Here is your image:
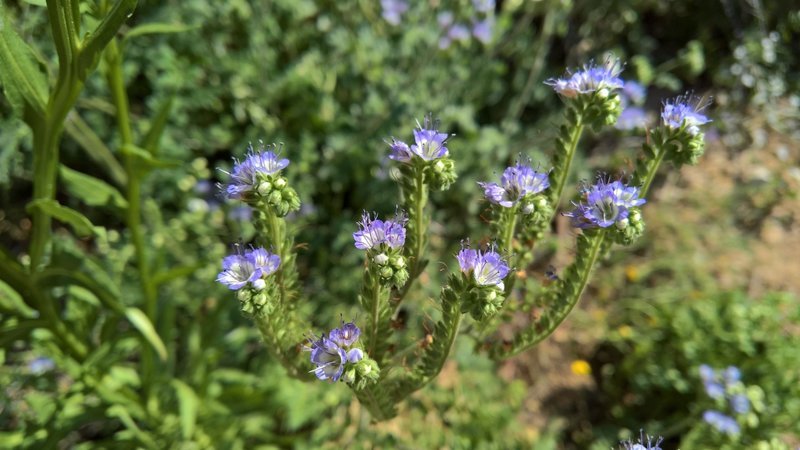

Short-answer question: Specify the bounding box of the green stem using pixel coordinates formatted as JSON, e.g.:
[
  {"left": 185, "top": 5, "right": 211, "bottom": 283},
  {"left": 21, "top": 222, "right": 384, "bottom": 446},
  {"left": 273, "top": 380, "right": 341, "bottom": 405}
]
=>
[
  {"left": 501, "top": 207, "right": 518, "bottom": 255},
  {"left": 490, "top": 230, "right": 607, "bottom": 360},
  {"left": 368, "top": 275, "right": 383, "bottom": 357},
  {"left": 549, "top": 115, "right": 584, "bottom": 211},
  {"left": 394, "top": 166, "right": 428, "bottom": 307},
  {"left": 638, "top": 143, "right": 667, "bottom": 198}
]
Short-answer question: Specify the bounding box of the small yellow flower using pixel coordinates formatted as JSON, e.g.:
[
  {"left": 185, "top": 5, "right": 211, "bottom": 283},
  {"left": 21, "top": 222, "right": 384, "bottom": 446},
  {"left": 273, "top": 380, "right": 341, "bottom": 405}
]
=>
[
  {"left": 625, "top": 265, "right": 639, "bottom": 282},
  {"left": 570, "top": 359, "right": 591, "bottom": 376},
  {"left": 618, "top": 325, "right": 632, "bottom": 338}
]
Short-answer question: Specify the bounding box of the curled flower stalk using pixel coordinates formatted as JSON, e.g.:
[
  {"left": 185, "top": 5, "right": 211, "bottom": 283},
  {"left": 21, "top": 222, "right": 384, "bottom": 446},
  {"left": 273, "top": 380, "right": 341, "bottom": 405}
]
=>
[
  {"left": 545, "top": 58, "right": 625, "bottom": 213},
  {"left": 456, "top": 244, "right": 511, "bottom": 321},
  {"left": 389, "top": 116, "right": 457, "bottom": 304},
  {"left": 634, "top": 94, "right": 712, "bottom": 196},
  {"left": 353, "top": 212, "right": 409, "bottom": 363},
  {"left": 306, "top": 321, "right": 380, "bottom": 388},
  {"left": 479, "top": 161, "right": 552, "bottom": 254}
]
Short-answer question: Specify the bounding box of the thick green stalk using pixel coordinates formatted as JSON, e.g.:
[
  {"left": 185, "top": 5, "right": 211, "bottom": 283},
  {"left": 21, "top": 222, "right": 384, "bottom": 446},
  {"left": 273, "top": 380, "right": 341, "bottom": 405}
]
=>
[
  {"left": 489, "top": 230, "right": 608, "bottom": 360},
  {"left": 548, "top": 110, "right": 585, "bottom": 212},
  {"left": 394, "top": 165, "right": 428, "bottom": 307},
  {"left": 501, "top": 206, "right": 518, "bottom": 255}
]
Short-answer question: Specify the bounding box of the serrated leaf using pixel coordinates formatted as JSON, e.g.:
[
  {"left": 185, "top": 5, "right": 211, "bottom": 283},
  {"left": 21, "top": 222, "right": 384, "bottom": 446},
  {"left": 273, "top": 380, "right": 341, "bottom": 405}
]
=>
[
  {"left": 25, "top": 199, "right": 96, "bottom": 237},
  {"left": 59, "top": 164, "right": 128, "bottom": 209},
  {"left": 124, "top": 308, "right": 167, "bottom": 361},
  {"left": 171, "top": 379, "right": 199, "bottom": 440},
  {"left": 0, "top": 4, "right": 48, "bottom": 122},
  {"left": 123, "top": 22, "right": 195, "bottom": 43}
]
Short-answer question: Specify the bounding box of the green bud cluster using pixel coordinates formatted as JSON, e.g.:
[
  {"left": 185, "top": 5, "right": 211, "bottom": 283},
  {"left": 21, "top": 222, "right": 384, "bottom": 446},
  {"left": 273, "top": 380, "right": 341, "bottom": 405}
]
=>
[
  {"left": 371, "top": 249, "right": 409, "bottom": 288},
  {"left": 520, "top": 194, "right": 554, "bottom": 240},
  {"left": 236, "top": 281, "right": 279, "bottom": 317},
  {"left": 459, "top": 274, "right": 506, "bottom": 322},
  {"left": 425, "top": 157, "right": 457, "bottom": 191},
  {"left": 610, "top": 207, "right": 645, "bottom": 245},
  {"left": 655, "top": 126, "right": 707, "bottom": 167},
  {"left": 346, "top": 356, "right": 381, "bottom": 390},
  {"left": 569, "top": 90, "right": 623, "bottom": 130},
  {"left": 252, "top": 173, "right": 301, "bottom": 217}
]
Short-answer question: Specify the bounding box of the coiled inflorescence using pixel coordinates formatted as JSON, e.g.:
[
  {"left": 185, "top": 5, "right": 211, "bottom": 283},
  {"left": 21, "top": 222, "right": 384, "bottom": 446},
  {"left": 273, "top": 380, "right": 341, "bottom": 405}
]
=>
[
  {"left": 388, "top": 115, "right": 457, "bottom": 190},
  {"left": 456, "top": 243, "right": 510, "bottom": 320},
  {"left": 565, "top": 176, "right": 647, "bottom": 245},
  {"left": 216, "top": 247, "right": 281, "bottom": 315},
  {"left": 546, "top": 58, "right": 625, "bottom": 128},
  {"left": 220, "top": 142, "right": 300, "bottom": 217},
  {"left": 306, "top": 321, "right": 380, "bottom": 388},
  {"left": 354, "top": 211, "right": 409, "bottom": 287}
]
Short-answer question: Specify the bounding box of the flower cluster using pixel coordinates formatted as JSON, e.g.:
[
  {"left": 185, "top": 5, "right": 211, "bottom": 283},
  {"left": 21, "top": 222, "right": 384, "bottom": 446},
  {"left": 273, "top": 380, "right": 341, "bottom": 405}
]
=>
[
  {"left": 217, "top": 247, "right": 281, "bottom": 315},
  {"left": 619, "top": 431, "right": 664, "bottom": 450},
  {"left": 546, "top": 59, "right": 625, "bottom": 127},
  {"left": 354, "top": 211, "right": 410, "bottom": 287},
  {"left": 478, "top": 163, "right": 550, "bottom": 209},
  {"left": 216, "top": 247, "right": 280, "bottom": 291},
  {"left": 658, "top": 94, "right": 712, "bottom": 166},
  {"left": 437, "top": 0, "right": 495, "bottom": 49},
  {"left": 306, "top": 321, "right": 380, "bottom": 388},
  {"left": 220, "top": 142, "right": 301, "bottom": 217},
  {"left": 699, "top": 364, "right": 750, "bottom": 436},
  {"left": 388, "top": 116, "right": 457, "bottom": 190},
  {"left": 565, "top": 176, "right": 645, "bottom": 230},
  {"left": 380, "top": 0, "right": 408, "bottom": 26},
  {"left": 456, "top": 243, "right": 510, "bottom": 320}
]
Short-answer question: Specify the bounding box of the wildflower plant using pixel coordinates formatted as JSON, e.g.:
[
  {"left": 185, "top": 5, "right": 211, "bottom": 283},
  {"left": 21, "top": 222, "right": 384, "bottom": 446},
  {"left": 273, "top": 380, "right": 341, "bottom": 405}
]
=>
[{"left": 209, "top": 53, "right": 712, "bottom": 421}]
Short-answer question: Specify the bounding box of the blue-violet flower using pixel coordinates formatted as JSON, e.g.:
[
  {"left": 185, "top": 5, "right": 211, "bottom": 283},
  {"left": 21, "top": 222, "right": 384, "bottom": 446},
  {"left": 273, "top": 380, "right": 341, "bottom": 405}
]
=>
[
  {"left": 223, "top": 146, "right": 289, "bottom": 200},
  {"left": 457, "top": 245, "right": 510, "bottom": 290},
  {"left": 353, "top": 212, "right": 407, "bottom": 250},
  {"left": 546, "top": 59, "right": 624, "bottom": 98},
  {"left": 565, "top": 177, "right": 646, "bottom": 229},
  {"left": 217, "top": 247, "right": 280, "bottom": 290},
  {"left": 479, "top": 163, "right": 550, "bottom": 208},
  {"left": 703, "top": 410, "right": 741, "bottom": 435},
  {"left": 306, "top": 322, "right": 365, "bottom": 382},
  {"left": 661, "top": 95, "right": 712, "bottom": 136}
]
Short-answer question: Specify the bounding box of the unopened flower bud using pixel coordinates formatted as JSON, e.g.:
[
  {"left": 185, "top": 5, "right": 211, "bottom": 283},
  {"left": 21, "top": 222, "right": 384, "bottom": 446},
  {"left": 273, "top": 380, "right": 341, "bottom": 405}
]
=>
[
  {"left": 373, "top": 253, "right": 389, "bottom": 265},
  {"left": 598, "top": 88, "right": 609, "bottom": 99},
  {"left": 616, "top": 218, "right": 629, "bottom": 229},
  {"left": 274, "top": 177, "right": 287, "bottom": 190},
  {"left": 268, "top": 190, "right": 282, "bottom": 205},
  {"left": 433, "top": 160, "right": 445, "bottom": 173},
  {"left": 521, "top": 203, "right": 534, "bottom": 215},
  {"left": 342, "top": 368, "right": 356, "bottom": 384},
  {"left": 257, "top": 181, "right": 272, "bottom": 196},
  {"left": 380, "top": 266, "right": 394, "bottom": 279},
  {"left": 390, "top": 255, "right": 405, "bottom": 269},
  {"left": 252, "top": 278, "right": 266, "bottom": 290},
  {"left": 237, "top": 290, "right": 249, "bottom": 302}
]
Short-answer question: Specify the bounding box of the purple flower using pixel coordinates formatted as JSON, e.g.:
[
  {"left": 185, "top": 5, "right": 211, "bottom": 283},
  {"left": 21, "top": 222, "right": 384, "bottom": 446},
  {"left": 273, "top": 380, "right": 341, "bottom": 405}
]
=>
[
  {"left": 306, "top": 322, "right": 365, "bottom": 382},
  {"left": 29, "top": 357, "right": 55, "bottom": 375},
  {"left": 730, "top": 394, "right": 750, "bottom": 414},
  {"left": 457, "top": 244, "right": 510, "bottom": 289},
  {"left": 546, "top": 59, "right": 624, "bottom": 98},
  {"left": 703, "top": 410, "right": 741, "bottom": 435},
  {"left": 353, "top": 211, "right": 407, "bottom": 250},
  {"left": 307, "top": 336, "right": 348, "bottom": 381},
  {"left": 661, "top": 95, "right": 712, "bottom": 136},
  {"left": 699, "top": 364, "right": 716, "bottom": 382},
  {"left": 615, "top": 107, "right": 648, "bottom": 130},
  {"left": 478, "top": 163, "right": 550, "bottom": 208},
  {"left": 473, "top": 0, "right": 495, "bottom": 13},
  {"left": 388, "top": 138, "right": 413, "bottom": 163},
  {"left": 622, "top": 80, "right": 646, "bottom": 105},
  {"left": 722, "top": 366, "right": 741, "bottom": 385},
  {"left": 329, "top": 321, "right": 361, "bottom": 347},
  {"left": 381, "top": 0, "right": 408, "bottom": 26},
  {"left": 472, "top": 18, "right": 494, "bottom": 44},
  {"left": 447, "top": 24, "right": 471, "bottom": 42},
  {"left": 565, "top": 177, "right": 646, "bottom": 229},
  {"left": 704, "top": 380, "right": 726, "bottom": 399},
  {"left": 216, "top": 247, "right": 280, "bottom": 290},
  {"left": 437, "top": 11, "right": 454, "bottom": 28},
  {"left": 223, "top": 145, "right": 289, "bottom": 200},
  {"left": 620, "top": 431, "right": 663, "bottom": 450}
]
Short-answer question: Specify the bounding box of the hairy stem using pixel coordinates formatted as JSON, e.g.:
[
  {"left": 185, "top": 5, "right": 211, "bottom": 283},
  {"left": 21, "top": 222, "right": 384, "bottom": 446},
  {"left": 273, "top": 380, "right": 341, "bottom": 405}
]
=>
[{"left": 548, "top": 109, "right": 585, "bottom": 213}]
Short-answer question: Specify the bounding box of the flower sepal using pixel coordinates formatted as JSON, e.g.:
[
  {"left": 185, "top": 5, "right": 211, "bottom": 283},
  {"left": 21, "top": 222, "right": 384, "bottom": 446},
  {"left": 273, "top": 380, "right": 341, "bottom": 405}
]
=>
[
  {"left": 426, "top": 156, "right": 457, "bottom": 191},
  {"left": 236, "top": 282, "right": 279, "bottom": 317},
  {"left": 253, "top": 173, "right": 301, "bottom": 217},
  {"left": 520, "top": 193, "right": 553, "bottom": 240},
  {"left": 610, "top": 207, "right": 645, "bottom": 245},
  {"left": 460, "top": 281, "right": 505, "bottom": 322}
]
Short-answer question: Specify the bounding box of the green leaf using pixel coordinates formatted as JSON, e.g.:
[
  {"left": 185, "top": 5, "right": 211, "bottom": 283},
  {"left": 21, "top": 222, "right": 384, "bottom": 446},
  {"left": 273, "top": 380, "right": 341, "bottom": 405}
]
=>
[
  {"left": 123, "top": 22, "right": 195, "bottom": 43},
  {"left": 64, "top": 113, "right": 127, "bottom": 186},
  {"left": 141, "top": 94, "right": 174, "bottom": 156},
  {"left": 171, "top": 379, "right": 199, "bottom": 440},
  {"left": 77, "top": 0, "right": 138, "bottom": 80},
  {"left": 26, "top": 199, "right": 96, "bottom": 237},
  {"left": 124, "top": 308, "right": 167, "bottom": 361},
  {"left": 0, "top": 279, "right": 36, "bottom": 318},
  {"left": 0, "top": 3, "right": 48, "bottom": 122},
  {"left": 59, "top": 164, "right": 128, "bottom": 209},
  {"left": 122, "top": 143, "right": 181, "bottom": 172}
]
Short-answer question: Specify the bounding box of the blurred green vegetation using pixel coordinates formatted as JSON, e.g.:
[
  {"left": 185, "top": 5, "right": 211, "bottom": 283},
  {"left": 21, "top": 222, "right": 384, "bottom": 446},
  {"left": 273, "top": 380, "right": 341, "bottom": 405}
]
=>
[{"left": 1, "top": 0, "right": 799, "bottom": 448}]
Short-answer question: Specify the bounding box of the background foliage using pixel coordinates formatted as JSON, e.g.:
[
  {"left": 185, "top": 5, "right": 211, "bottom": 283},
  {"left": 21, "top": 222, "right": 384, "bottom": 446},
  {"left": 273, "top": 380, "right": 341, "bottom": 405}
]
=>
[{"left": 1, "top": 0, "right": 799, "bottom": 448}]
